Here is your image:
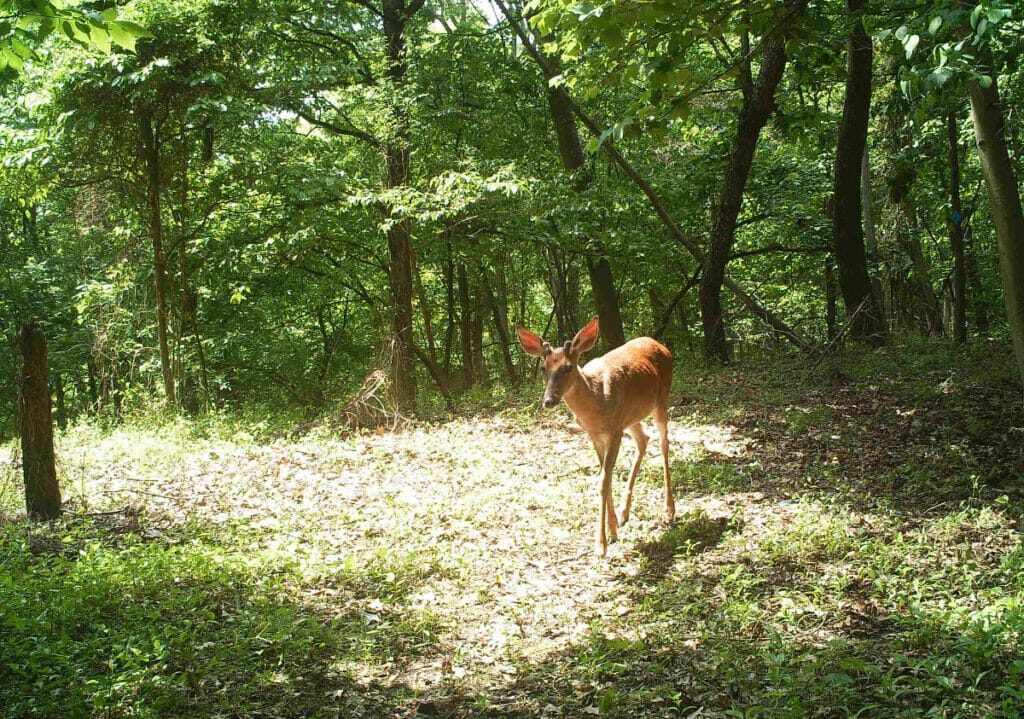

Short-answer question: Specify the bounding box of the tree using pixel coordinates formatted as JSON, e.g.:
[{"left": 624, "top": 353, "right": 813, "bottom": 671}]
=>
[
  {"left": 17, "top": 319, "right": 61, "bottom": 519},
  {"left": 831, "top": 0, "right": 887, "bottom": 343},
  {"left": 700, "top": 0, "right": 810, "bottom": 363},
  {"left": 1, "top": 0, "right": 149, "bottom": 75},
  {"left": 885, "top": 0, "right": 1024, "bottom": 383},
  {"left": 969, "top": 61, "right": 1024, "bottom": 388}
]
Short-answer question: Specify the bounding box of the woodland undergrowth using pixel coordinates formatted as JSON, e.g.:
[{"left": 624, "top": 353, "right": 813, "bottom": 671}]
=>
[{"left": 1, "top": 338, "right": 1023, "bottom": 718}]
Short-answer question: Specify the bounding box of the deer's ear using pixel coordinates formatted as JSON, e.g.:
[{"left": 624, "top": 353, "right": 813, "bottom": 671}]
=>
[
  {"left": 516, "top": 327, "right": 551, "bottom": 357},
  {"left": 570, "top": 316, "right": 600, "bottom": 357}
]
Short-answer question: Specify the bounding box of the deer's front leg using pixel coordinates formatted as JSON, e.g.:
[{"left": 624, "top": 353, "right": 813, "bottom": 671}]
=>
[{"left": 593, "top": 433, "right": 622, "bottom": 557}]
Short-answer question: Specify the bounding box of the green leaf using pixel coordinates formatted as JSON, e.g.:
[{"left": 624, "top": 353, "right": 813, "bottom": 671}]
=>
[
  {"left": 89, "top": 23, "right": 110, "bottom": 54},
  {"left": 904, "top": 34, "right": 919, "bottom": 60},
  {"left": 109, "top": 25, "right": 136, "bottom": 51},
  {"left": 115, "top": 20, "right": 154, "bottom": 39},
  {"left": 988, "top": 7, "right": 1011, "bottom": 23},
  {"left": 3, "top": 47, "right": 24, "bottom": 70},
  {"left": 970, "top": 4, "right": 983, "bottom": 29},
  {"left": 928, "top": 16, "right": 942, "bottom": 34},
  {"left": 601, "top": 25, "right": 623, "bottom": 47},
  {"left": 108, "top": 19, "right": 154, "bottom": 50},
  {"left": 669, "top": 98, "right": 690, "bottom": 120},
  {"left": 9, "top": 37, "right": 37, "bottom": 60}
]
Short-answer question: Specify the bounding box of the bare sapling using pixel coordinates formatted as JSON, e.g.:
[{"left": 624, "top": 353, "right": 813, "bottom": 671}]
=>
[{"left": 516, "top": 317, "right": 675, "bottom": 556}]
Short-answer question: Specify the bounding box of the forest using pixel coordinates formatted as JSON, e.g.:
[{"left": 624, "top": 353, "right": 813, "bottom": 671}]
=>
[{"left": 2, "top": 0, "right": 1024, "bottom": 716}]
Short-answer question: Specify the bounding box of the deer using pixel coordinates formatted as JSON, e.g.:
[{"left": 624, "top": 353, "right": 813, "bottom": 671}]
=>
[{"left": 516, "top": 316, "right": 675, "bottom": 557}]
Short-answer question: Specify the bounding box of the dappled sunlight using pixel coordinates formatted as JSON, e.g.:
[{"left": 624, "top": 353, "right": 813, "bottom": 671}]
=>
[
  {"left": 4, "top": 374, "right": 1024, "bottom": 716},
  {"left": 672, "top": 421, "right": 753, "bottom": 460}
]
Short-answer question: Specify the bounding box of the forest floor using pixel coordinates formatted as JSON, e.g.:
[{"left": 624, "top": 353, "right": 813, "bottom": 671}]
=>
[{"left": 3, "top": 339, "right": 1024, "bottom": 718}]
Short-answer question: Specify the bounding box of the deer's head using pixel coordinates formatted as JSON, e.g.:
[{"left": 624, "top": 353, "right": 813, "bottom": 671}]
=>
[{"left": 516, "top": 317, "right": 599, "bottom": 408}]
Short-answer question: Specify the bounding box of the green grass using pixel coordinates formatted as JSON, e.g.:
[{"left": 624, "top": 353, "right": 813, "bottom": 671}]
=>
[
  {"left": 0, "top": 523, "right": 443, "bottom": 718},
  {"left": 2, "top": 337, "right": 1022, "bottom": 717}
]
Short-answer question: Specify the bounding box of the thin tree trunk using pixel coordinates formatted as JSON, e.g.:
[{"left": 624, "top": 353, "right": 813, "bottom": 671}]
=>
[
  {"left": 904, "top": 206, "right": 943, "bottom": 334},
  {"left": 480, "top": 266, "right": 517, "bottom": 382},
  {"left": 498, "top": 2, "right": 625, "bottom": 348},
  {"left": 140, "top": 111, "right": 176, "bottom": 403},
  {"left": 826, "top": 254, "right": 838, "bottom": 341},
  {"left": 177, "top": 133, "right": 194, "bottom": 408},
  {"left": 443, "top": 235, "right": 456, "bottom": 377},
  {"left": 543, "top": 245, "right": 579, "bottom": 342},
  {"left": 457, "top": 262, "right": 475, "bottom": 388},
  {"left": 17, "top": 320, "right": 61, "bottom": 520},
  {"left": 54, "top": 372, "right": 67, "bottom": 431},
  {"left": 969, "top": 71, "right": 1024, "bottom": 389},
  {"left": 966, "top": 227, "right": 989, "bottom": 332},
  {"left": 496, "top": 0, "right": 809, "bottom": 353},
  {"left": 545, "top": 68, "right": 626, "bottom": 349},
  {"left": 831, "top": 0, "right": 887, "bottom": 343},
  {"left": 946, "top": 112, "right": 968, "bottom": 344},
  {"left": 381, "top": 0, "right": 422, "bottom": 406},
  {"left": 87, "top": 357, "right": 99, "bottom": 411},
  {"left": 861, "top": 147, "right": 886, "bottom": 317},
  {"left": 492, "top": 260, "right": 517, "bottom": 381},
  {"left": 413, "top": 252, "right": 440, "bottom": 371},
  {"left": 701, "top": 0, "right": 810, "bottom": 362}
]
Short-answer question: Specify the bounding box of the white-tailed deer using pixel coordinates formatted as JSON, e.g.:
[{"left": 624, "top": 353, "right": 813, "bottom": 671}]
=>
[{"left": 516, "top": 317, "right": 675, "bottom": 557}]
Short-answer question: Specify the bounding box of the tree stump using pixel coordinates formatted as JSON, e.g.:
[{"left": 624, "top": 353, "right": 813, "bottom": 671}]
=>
[{"left": 17, "top": 319, "right": 61, "bottom": 520}]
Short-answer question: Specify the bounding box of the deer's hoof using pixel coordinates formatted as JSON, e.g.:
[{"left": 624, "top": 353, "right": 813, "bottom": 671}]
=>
[{"left": 618, "top": 509, "right": 630, "bottom": 526}]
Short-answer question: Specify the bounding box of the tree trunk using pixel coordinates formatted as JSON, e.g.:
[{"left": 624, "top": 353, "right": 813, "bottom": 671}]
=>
[
  {"left": 54, "top": 372, "right": 67, "bottom": 431},
  {"left": 17, "top": 320, "right": 61, "bottom": 520},
  {"left": 969, "top": 72, "right": 1024, "bottom": 389},
  {"left": 831, "top": 0, "right": 887, "bottom": 343},
  {"left": 480, "top": 265, "right": 517, "bottom": 382},
  {"left": 457, "top": 262, "right": 475, "bottom": 388},
  {"left": 825, "top": 254, "right": 838, "bottom": 341},
  {"left": 946, "top": 113, "right": 968, "bottom": 344},
  {"left": 545, "top": 79, "right": 626, "bottom": 350},
  {"left": 491, "top": 260, "right": 517, "bottom": 382},
  {"left": 496, "top": 0, "right": 809, "bottom": 353},
  {"left": 861, "top": 147, "right": 886, "bottom": 317},
  {"left": 140, "top": 112, "right": 176, "bottom": 403},
  {"left": 543, "top": 245, "right": 579, "bottom": 342},
  {"left": 87, "top": 357, "right": 99, "bottom": 411},
  {"left": 381, "top": 0, "right": 420, "bottom": 406},
  {"left": 701, "top": 0, "right": 810, "bottom": 363},
  {"left": 385, "top": 213, "right": 417, "bottom": 405},
  {"left": 966, "top": 228, "right": 989, "bottom": 332},
  {"left": 443, "top": 236, "right": 456, "bottom": 377},
  {"left": 904, "top": 206, "right": 943, "bottom": 334},
  {"left": 587, "top": 256, "right": 625, "bottom": 350}
]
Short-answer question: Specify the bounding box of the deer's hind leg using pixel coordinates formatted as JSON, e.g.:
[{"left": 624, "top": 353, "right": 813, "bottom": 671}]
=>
[{"left": 653, "top": 403, "right": 675, "bottom": 523}]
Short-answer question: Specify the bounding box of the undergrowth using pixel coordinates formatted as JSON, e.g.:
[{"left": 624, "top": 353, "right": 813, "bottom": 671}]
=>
[{"left": 1, "top": 337, "right": 1022, "bottom": 718}]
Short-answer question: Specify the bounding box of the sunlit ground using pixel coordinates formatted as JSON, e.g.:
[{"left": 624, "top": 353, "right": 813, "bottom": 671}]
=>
[{"left": 3, "top": 369, "right": 1023, "bottom": 717}]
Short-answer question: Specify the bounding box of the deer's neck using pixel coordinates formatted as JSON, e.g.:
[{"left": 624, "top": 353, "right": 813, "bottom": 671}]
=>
[{"left": 563, "top": 366, "right": 607, "bottom": 431}]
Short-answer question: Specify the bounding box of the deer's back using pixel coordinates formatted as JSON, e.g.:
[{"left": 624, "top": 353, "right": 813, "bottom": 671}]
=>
[{"left": 576, "top": 337, "right": 673, "bottom": 430}]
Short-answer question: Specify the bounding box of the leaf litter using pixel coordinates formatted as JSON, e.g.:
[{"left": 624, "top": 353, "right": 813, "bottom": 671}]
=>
[{"left": 2, "top": 361, "right": 1023, "bottom": 717}]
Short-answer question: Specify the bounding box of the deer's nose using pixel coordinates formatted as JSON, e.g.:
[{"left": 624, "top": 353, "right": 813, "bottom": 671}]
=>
[{"left": 543, "top": 396, "right": 559, "bottom": 408}]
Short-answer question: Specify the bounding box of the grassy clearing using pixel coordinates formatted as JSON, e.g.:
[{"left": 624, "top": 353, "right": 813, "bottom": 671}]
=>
[{"left": 2, "top": 341, "right": 1023, "bottom": 718}]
